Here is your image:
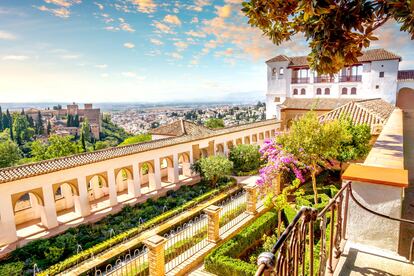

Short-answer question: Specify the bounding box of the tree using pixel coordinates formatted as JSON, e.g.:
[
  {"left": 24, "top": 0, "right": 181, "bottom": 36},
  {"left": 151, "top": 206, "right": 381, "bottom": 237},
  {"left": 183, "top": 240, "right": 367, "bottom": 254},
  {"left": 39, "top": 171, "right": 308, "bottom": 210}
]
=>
[
  {"left": 31, "top": 135, "right": 79, "bottom": 161},
  {"left": 12, "top": 114, "right": 30, "bottom": 145},
  {"left": 336, "top": 118, "right": 371, "bottom": 173},
  {"left": 242, "top": 1, "right": 414, "bottom": 74},
  {"left": 73, "top": 115, "right": 79, "bottom": 127},
  {"left": 30, "top": 140, "right": 47, "bottom": 161},
  {"left": 80, "top": 118, "right": 91, "bottom": 143},
  {"left": 36, "top": 111, "right": 44, "bottom": 135},
  {"left": 276, "top": 112, "right": 349, "bottom": 204},
  {"left": 119, "top": 133, "right": 152, "bottom": 146},
  {"left": 0, "top": 106, "right": 3, "bottom": 131},
  {"left": 46, "top": 121, "right": 52, "bottom": 135},
  {"left": 229, "top": 144, "right": 261, "bottom": 173},
  {"left": 198, "top": 155, "right": 233, "bottom": 186},
  {"left": 0, "top": 139, "right": 21, "bottom": 168},
  {"left": 205, "top": 118, "right": 225, "bottom": 129},
  {"left": 66, "top": 114, "right": 73, "bottom": 127}
]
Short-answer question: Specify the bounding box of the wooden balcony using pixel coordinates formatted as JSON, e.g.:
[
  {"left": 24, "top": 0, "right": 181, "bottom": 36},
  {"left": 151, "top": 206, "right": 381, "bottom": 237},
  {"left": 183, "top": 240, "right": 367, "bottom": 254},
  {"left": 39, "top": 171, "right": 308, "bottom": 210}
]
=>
[
  {"left": 339, "top": 75, "right": 362, "bottom": 82},
  {"left": 291, "top": 77, "right": 310, "bottom": 84}
]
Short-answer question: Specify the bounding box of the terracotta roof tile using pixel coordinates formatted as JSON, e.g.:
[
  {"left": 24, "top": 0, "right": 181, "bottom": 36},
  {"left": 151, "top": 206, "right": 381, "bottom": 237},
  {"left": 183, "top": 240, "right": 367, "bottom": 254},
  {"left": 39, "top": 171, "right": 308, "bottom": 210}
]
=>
[
  {"left": 279, "top": 98, "right": 356, "bottom": 110},
  {"left": 267, "top": 48, "right": 401, "bottom": 67},
  {"left": 0, "top": 119, "right": 278, "bottom": 184},
  {"left": 398, "top": 70, "right": 414, "bottom": 80},
  {"left": 318, "top": 98, "right": 394, "bottom": 134},
  {"left": 149, "top": 120, "right": 212, "bottom": 137}
]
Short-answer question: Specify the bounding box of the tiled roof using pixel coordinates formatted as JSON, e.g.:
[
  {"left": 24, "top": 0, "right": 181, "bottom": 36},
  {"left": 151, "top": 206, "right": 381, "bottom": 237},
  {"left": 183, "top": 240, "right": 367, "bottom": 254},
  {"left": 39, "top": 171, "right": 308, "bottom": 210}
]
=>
[
  {"left": 0, "top": 119, "right": 278, "bottom": 184},
  {"left": 279, "top": 98, "right": 357, "bottom": 110},
  {"left": 149, "top": 120, "right": 212, "bottom": 137},
  {"left": 318, "top": 98, "right": 394, "bottom": 134},
  {"left": 267, "top": 48, "right": 401, "bottom": 67},
  {"left": 398, "top": 70, "right": 414, "bottom": 81}
]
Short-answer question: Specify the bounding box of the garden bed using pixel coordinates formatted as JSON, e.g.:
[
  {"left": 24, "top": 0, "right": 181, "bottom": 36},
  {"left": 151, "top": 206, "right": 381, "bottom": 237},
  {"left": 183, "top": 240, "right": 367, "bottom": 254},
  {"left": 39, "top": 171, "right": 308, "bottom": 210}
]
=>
[{"left": 0, "top": 178, "right": 238, "bottom": 276}]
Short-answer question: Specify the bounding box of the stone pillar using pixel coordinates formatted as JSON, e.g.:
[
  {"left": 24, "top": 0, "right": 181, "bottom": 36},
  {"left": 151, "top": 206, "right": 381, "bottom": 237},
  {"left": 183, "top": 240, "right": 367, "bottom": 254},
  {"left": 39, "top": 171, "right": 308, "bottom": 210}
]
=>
[
  {"left": 143, "top": 235, "right": 167, "bottom": 276},
  {"left": 107, "top": 169, "right": 118, "bottom": 207},
  {"left": 0, "top": 194, "right": 17, "bottom": 245},
  {"left": 40, "top": 185, "right": 59, "bottom": 229},
  {"left": 244, "top": 184, "right": 258, "bottom": 215},
  {"left": 205, "top": 205, "right": 222, "bottom": 243},
  {"left": 130, "top": 163, "right": 141, "bottom": 197},
  {"left": 74, "top": 177, "right": 91, "bottom": 217},
  {"left": 223, "top": 141, "right": 229, "bottom": 157},
  {"left": 169, "top": 154, "right": 180, "bottom": 183},
  {"left": 153, "top": 159, "right": 162, "bottom": 190}
]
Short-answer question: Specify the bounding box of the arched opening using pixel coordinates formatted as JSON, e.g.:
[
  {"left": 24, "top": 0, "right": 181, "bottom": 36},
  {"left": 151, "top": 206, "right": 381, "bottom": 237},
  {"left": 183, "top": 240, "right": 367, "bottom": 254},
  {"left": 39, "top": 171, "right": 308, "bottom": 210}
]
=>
[
  {"left": 179, "top": 152, "right": 192, "bottom": 177},
  {"left": 87, "top": 174, "right": 109, "bottom": 211},
  {"left": 53, "top": 182, "right": 81, "bottom": 221},
  {"left": 244, "top": 136, "right": 251, "bottom": 144},
  {"left": 13, "top": 191, "right": 45, "bottom": 233},
  {"left": 216, "top": 143, "right": 225, "bottom": 155},
  {"left": 259, "top": 133, "right": 264, "bottom": 141},
  {"left": 160, "top": 156, "right": 178, "bottom": 184},
  {"left": 397, "top": 88, "right": 414, "bottom": 109},
  {"left": 252, "top": 134, "right": 258, "bottom": 143},
  {"left": 200, "top": 148, "right": 209, "bottom": 158},
  {"left": 140, "top": 161, "right": 156, "bottom": 192},
  {"left": 115, "top": 167, "right": 135, "bottom": 201},
  {"left": 236, "top": 138, "right": 242, "bottom": 145},
  {"left": 342, "top": 87, "right": 348, "bottom": 95},
  {"left": 226, "top": 140, "right": 234, "bottom": 152},
  {"left": 270, "top": 129, "right": 276, "bottom": 138},
  {"left": 265, "top": 131, "right": 270, "bottom": 139}
]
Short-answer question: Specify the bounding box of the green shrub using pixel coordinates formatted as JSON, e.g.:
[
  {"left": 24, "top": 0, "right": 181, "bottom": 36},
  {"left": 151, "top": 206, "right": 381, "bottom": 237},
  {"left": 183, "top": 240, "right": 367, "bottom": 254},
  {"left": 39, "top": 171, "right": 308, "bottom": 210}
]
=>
[
  {"left": 0, "top": 262, "right": 24, "bottom": 275},
  {"left": 205, "top": 210, "right": 278, "bottom": 276},
  {"left": 229, "top": 144, "right": 261, "bottom": 173},
  {"left": 199, "top": 155, "right": 233, "bottom": 185},
  {"left": 0, "top": 179, "right": 237, "bottom": 276}
]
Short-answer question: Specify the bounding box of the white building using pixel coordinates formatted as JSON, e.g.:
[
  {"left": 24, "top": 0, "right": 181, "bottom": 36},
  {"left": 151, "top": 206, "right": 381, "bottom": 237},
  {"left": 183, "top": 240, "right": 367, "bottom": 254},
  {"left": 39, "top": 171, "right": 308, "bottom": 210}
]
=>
[{"left": 265, "top": 48, "right": 414, "bottom": 119}]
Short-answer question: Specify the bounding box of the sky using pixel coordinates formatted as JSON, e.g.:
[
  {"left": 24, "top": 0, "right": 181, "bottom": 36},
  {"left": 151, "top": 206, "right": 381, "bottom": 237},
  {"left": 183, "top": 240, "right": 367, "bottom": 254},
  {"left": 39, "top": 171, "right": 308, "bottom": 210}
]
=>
[{"left": 0, "top": 0, "right": 413, "bottom": 103}]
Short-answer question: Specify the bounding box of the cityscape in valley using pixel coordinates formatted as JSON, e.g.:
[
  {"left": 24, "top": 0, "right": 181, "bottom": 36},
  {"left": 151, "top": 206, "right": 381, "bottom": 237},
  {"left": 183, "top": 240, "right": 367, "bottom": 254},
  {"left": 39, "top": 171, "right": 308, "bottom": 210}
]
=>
[{"left": 0, "top": 1, "right": 414, "bottom": 276}]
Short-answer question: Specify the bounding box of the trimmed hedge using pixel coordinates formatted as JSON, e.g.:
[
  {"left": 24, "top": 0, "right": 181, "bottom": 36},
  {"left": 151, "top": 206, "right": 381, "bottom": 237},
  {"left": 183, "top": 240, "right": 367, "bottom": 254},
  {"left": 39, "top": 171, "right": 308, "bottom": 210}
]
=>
[
  {"left": 204, "top": 210, "right": 278, "bottom": 276},
  {"left": 1, "top": 179, "right": 238, "bottom": 276}
]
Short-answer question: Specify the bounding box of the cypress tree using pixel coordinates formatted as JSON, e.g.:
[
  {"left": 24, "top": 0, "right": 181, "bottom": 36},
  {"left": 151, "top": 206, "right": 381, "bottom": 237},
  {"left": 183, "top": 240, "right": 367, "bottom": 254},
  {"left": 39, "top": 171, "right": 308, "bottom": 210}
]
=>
[
  {"left": 37, "top": 111, "right": 44, "bottom": 134},
  {"left": 67, "top": 114, "right": 72, "bottom": 127},
  {"left": 74, "top": 114, "right": 79, "bottom": 127},
  {"left": 21, "top": 108, "right": 25, "bottom": 115},
  {"left": 47, "top": 121, "right": 52, "bottom": 135},
  {"left": 0, "top": 106, "right": 3, "bottom": 131}
]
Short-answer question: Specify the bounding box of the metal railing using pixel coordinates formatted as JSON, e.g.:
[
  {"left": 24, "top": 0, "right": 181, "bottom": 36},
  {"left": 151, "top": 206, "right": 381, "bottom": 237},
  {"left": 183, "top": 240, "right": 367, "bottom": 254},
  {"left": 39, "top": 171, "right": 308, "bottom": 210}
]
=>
[
  {"left": 164, "top": 214, "right": 209, "bottom": 273},
  {"left": 339, "top": 75, "right": 362, "bottom": 82},
  {"left": 314, "top": 76, "right": 335, "bottom": 83},
  {"left": 255, "top": 181, "right": 414, "bottom": 275},
  {"left": 291, "top": 77, "right": 310, "bottom": 84},
  {"left": 99, "top": 246, "right": 149, "bottom": 276},
  {"left": 218, "top": 190, "right": 248, "bottom": 235}
]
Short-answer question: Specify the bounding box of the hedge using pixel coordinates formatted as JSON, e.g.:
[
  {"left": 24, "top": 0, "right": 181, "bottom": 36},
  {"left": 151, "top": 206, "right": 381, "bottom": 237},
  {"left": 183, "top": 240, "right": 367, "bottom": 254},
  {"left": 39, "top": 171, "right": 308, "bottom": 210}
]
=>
[
  {"left": 0, "top": 179, "right": 238, "bottom": 276},
  {"left": 204, "top": 210, "right": 278, "bottom": 276}
]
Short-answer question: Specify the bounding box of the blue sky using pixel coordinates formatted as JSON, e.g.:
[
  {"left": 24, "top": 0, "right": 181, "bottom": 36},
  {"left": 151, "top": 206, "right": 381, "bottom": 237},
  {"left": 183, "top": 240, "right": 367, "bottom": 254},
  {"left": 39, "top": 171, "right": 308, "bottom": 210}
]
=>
[{"left": 0, "top": 0, "right": 413, "bottom": 103}]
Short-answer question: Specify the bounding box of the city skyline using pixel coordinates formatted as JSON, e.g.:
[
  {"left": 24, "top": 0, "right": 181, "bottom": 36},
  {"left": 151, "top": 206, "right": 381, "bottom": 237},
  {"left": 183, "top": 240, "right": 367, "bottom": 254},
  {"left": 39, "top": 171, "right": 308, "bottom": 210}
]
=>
[{"left": 0, "top": 0, "right": 413, "bottom": 103}]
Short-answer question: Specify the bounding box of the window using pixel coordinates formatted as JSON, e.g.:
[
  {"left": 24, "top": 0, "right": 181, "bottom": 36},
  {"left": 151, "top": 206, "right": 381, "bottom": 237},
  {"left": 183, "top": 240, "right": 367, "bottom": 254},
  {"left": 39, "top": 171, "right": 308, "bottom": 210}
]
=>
[
  {"left": 316, "top": 88, "right": 322, "bottom": 95},
  {"left": 379, "top": 71, "right": 385, "bottom": 78},
  {"left": 376, "top": 85, "right": 380, "bottom": 89},
  {"left": 341, "top": 87, "right": 348, "bottom": 95},
  {"left": 324, "top": 88, "right": 330, "bottom": 95},
  {"left": 300, "top": 88, "right": 306, "bottom": 95},
  {"left": 272, "top": 68, "right": 277, "bottom": 77},
  {"left": 279, "top": 67, "right": 284, "bottom": 75},
  {"left": 274, "top": 97, "right": 280, "bottom": 102},
  {"left": 351, "top": 87, "right": 357, "bottom": 95},
  {"left": 293, "top": 88, "right": 298, "bottom": 95}
]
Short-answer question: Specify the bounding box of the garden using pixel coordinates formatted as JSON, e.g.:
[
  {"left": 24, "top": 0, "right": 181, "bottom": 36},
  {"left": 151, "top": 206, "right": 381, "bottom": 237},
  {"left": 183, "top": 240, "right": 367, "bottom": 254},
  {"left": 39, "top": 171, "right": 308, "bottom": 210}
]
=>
[{"left": 205, "top": 112, "right": 371, "bottom": 275}]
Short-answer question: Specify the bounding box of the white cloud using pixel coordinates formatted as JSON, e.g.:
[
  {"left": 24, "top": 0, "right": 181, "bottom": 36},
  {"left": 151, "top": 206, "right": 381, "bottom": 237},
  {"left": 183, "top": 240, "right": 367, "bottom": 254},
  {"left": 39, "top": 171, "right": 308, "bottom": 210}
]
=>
[
  {"left": 3, "top": 55, "right": 29, "bottom": 61},
  {"left": 95, "top": 64, "right": 108, "bottom": 69},
  {"left": 169, "top": 52, "right": 183, "bottom": 60},
  {"left": 188, "top": 0, "right": 210, "bottom": 12},
  {"left": 60, "top": 54, "right": 80, "bottom": 59},
  {"left": 185, "top": 30, "right": 206, "bottom": 38},
  {"left": 120, "top": 22, "right": 135, "bottom": 32},
  {"left": 153, "top": 21, "right": 173, "bottom": 34},
  {"left": 0, "top": 30, "right": 16, "bottom": 40},
  {"left": 215, "top": 5, "right": 232, "bottom": 18},
  {"left": 44, "top": 0, "right": 79, "bottom": 8},
  {"left": 163, "top": 14, "right": 181, "bottom": 25},
  {"left": 130, "top": 0, "right": 157, "bottom": 14},
  {"left": 122, "top": 71, "right": 146, "bottom": 80},
  {"left": 36, "top": 5, "right": 70, "bottom": 18},
  {"left": 174, "top": 41, "right": 188, "bottom": 51},
  {"left": 150, "top": 38, "right": 163, "bottom": 45},
  {"left": 123, "top": 42, "right": 135, "bottom": 48},
  {"left": 191, "top": 17, "right": 199, "bottom": 24},
  {"left": 94, "top": 2, "right": 104, "bottom": 10}
]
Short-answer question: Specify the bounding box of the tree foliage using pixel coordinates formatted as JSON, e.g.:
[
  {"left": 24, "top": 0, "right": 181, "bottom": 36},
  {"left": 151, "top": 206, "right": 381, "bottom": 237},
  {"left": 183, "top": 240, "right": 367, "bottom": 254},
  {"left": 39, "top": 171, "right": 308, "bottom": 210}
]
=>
[
  {"left": 205, "top": 118, "right": 225, "bottom": 129},
  {"left": 229, "top": 144, "right": 261, "bottom": 173},
  {"left": 119, "top": 133, "right": 152, "bottom": 146},
  {"left": 198, "top": 155, "right": 233, "bottom": 185},
  {"left": 31, "top": 135, "right": 79, "bottom": 161},
  {"left": 0, "top": 132, "right": 21, "bottom": 168},
  {"left": 242, "top": 0, "right": 414, "bottom": 74},
  {"left": 276, "top": 112, "right": 349, "bottom": 203}
]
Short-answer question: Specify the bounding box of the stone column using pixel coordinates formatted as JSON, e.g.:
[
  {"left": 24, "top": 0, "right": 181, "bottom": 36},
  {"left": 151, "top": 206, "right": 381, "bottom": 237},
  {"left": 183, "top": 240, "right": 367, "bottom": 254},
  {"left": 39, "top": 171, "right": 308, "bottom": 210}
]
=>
[
  {"left": 0, "top": 194, "right": 17, "bottom": 245},
  {"left": 74, "top": 177, "right": 91, "bottom": 217},
  {"left": 205, "top": 205, "right": 222, "bottom": 243},
  {"left": 223, "top": 141, "right": 229, "bottom": 157},
  {"left": 40, "top": 185, "right": 59, "bottom": 229},
  {"left": 107, "top": 169, "right": 118, "bottom": 207},
  {"left": 129, "top": 163, "right": 141, "bottom": 197},
  {"left": 244, "top": 184, "right": 258, "bottom": 215},
  {"left": 143, "top": 235, "right": 167, "bottom": 276},
  {"left": 153, "top": 159, "right": 162, "bottom": 190},
  {"left": 169, "top": 153, "right": 180, "bottom": 183}
]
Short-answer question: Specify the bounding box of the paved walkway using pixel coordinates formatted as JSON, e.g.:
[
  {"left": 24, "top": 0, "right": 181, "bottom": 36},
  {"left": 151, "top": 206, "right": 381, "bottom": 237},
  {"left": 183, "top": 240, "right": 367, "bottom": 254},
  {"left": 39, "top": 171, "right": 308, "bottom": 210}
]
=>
[
  {"left": 334, "top": 242, "right": 413, "bottom": 276},
  {"left": 399, "top": 109, "right": 414, "bottom": 257}
]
